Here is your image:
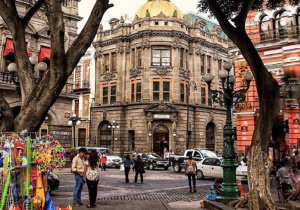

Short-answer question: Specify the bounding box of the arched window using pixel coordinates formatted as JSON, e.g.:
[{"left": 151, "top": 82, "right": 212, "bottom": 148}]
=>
[
  {"left": 275, "top": 11, "right": 289, "bottom": 38},
  {"left": 260, "top": 15, "right": 271, "bottom": 42},
  {"left": 206, "top": 122, "right": 215, "bottom": 151},
  {"left": 99, "top": 121, "right": 112, "bottom": 148}
]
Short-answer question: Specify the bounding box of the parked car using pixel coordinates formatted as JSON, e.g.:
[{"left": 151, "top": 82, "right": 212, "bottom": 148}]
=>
[
  {"left": 169, "top": 149, "right": 217, "bottom": 172},
  {"left": 77, "top": 147, "right": 122, "bottom": 168},
  {"left": 140, "top": 153, "right": 170, "bottom": 170},
  {"left": 196, "top": 157, "right": 247, "bottom": 181}
]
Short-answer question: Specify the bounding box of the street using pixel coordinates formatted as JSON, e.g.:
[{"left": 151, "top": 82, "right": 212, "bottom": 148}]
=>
[{"left": 51, "top": 168, "right": 213, "bottom": 209}]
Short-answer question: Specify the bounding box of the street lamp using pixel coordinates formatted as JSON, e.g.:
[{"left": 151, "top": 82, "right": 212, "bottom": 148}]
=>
[
  {"left": 68, "top": 113, "right": 81, "bottom": 148},
  {"left": 204, "top": 61, "right": 253, "bottom": 203},
  {"left": 186, "top": 80, "right": 197, "bottom": 149},
  {"left": 108, "top": 120, "right": 119, "bottom": 151},
  {"left": 7, "top": 58, "right": 48, "bottom": 95}
]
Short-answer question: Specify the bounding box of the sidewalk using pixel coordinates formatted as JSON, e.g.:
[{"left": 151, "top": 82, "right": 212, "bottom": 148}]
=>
[{"left": 70, "top": 200, "right": 207, "bottom": 210}]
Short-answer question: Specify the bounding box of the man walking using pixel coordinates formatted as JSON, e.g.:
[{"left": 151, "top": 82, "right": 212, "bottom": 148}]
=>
[
  {"left": 72, "top": 148, "right": 87, "bottom": 207},
  {"left": 123, "top": 155, "right": 133, "bottom": 183}
]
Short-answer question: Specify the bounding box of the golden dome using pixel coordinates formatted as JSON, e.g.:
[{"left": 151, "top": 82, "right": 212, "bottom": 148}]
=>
[{"left": 135, "top": 0, "right": 183, "bottom": 19}]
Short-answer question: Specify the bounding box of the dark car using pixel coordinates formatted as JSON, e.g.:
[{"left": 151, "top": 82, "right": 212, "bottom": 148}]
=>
[{"left": 140, "top": 153, "right": 170, "bottom": 170}]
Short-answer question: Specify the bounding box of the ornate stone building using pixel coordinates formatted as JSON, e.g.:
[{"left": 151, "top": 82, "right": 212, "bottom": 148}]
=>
[
  {"left": 0, "top": 0, "right": 81, "bottom": 149},
  {"left": 91, "top": 0, "right": 229, "bottom": 155}
]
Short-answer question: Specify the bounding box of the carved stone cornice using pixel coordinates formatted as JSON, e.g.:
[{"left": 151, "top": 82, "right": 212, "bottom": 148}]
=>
[
  {"left": 153, "top": 66, "right": 171, "bottom": 77},
  {"left": 130, "top": 67, "right": 143, "bottom": 78},
  {"left": 145, "top": 101, "right": 179, "bottom": 114},
  {"left": 93, "top": 30, "right": 228, "bottom": 54},
  {"left": 103, "top": 71, "right": 116, "bottom": 82}
]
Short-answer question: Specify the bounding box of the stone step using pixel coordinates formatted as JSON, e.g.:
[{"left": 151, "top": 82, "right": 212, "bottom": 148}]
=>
[{"left": 288, "top": 201, "right": 300, "bottom": 210}]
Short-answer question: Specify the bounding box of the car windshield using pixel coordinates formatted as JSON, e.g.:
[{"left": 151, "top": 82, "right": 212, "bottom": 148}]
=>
[
  {"left": 201, "top": 150, "right": 217, "bottom": 158},
  {"left": 147, "top": 154, "right": 160, "bottom": 159},
  {"left": 99, "top": 149, "right": 116, "bottom": 156}
]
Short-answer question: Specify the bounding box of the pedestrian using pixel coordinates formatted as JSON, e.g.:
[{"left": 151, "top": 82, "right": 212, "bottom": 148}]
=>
[
  {"left": 133, "top": 155, "right": 145, "bottom": 183},
  {"left": 86, "top": 150, "right": 100, "bottom": 208},
  {"left": 123, "top": 155, "right": 133, "bottom": 183},
  {"left": 101, "top": 151, "right": 107, "bottom": 171},
  {"left": 71, "top": 147, "right": 87, "bottom": 207},
  {"left": 185, "top": 154, "right": 197, "bottom": 193}
]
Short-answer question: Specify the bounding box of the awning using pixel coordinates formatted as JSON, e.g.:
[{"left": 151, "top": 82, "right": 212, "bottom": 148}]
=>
[
  {"left": 38, "top": 46, "right": 51, "bottom": 62},
  {"left": 3, "top": 38, "right": 32, "bottom": 57}
]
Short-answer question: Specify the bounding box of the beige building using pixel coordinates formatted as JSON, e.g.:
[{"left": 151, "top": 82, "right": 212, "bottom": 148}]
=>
[
  {"left": 91, "top": 0, "right": 229, "bottom": 155},
  {"left": 0, "top": 0, "right": 81, "bottom": 149}
]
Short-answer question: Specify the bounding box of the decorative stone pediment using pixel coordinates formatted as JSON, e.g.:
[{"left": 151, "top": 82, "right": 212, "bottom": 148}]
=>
[
  {"left": 130, "top": 67, "right": 143, "bottom": 78},
  {"left": 154, "top": 11, "right": 167, "bottom": 18},
  {"left": 145, "top": 101, "right": 179, "bottom": 114},
  {"left": 153, "top": 66, "right": 171, "bottom": 77},
  {"left": 103, "top": 71, "right": 116, "bottom": 82},
  {"left": 180, "top": 68, "right": 190, "bottom": 80}
]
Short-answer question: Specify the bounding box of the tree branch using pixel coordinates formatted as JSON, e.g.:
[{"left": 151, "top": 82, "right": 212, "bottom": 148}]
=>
[
  {"left": 232, "top": 0, "right": 255, "bottom": 28},
  {"left": 206, "top": 0, "right": 236, "bottom": 38},
  {"left": 0, "top": 0, "right": 17, "bottom": 31},
  {"left": 23, "top": 0, "right": 45, "bottom": 27},
  {"left": 65, "top": 0, "right": 113, "bottom": 76},
  {"left": 5, "top": 0, "right": 18, "bottom": 17}
]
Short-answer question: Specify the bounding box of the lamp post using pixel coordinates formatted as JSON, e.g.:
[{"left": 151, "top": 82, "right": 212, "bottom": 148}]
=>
[
  {"left": 186, "top": 80, "right": 197, "bottom": 149},
  {"left": 68, "top": 113, "right": 81, "bottom": 148},
  {"left": 204, "top": 62, "right": 253, "bottom": 203},
  {"left": 89, "top": 98, "right": 95, "bottom": 147},
  {"left": 7, "top": 58, "right": 48, "bottom": 95},
  {"left": 108, "top": 120, "right": 119, "bottom": 151}
]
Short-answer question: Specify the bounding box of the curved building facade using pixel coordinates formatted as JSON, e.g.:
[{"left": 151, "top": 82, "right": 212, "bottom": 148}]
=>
[{"left": 91, "top": 0, "right": 229, "bottom": 155}]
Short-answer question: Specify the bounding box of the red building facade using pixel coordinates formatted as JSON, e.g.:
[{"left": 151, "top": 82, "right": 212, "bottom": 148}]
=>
[{"left": 231, "top": 6, "right": 300, "bottom": 157}]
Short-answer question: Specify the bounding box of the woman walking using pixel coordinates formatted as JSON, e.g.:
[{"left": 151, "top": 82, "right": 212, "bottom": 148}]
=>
[
  {"left": 185, "top": 154, "right": 197, "bottom": 193},
  {"left": 133, "top": 155, "right": 145, "bottom": 183},
  {"left": 86, "top": 150, "right": 100, "bottom": 208},
  {"left": 123, "top": 155, "right": 133, "bottom": 183}
]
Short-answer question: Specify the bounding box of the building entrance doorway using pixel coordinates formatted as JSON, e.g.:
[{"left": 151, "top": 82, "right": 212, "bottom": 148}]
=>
[{"left": 153, "top": 125, "right": 169, "bottom": 156}]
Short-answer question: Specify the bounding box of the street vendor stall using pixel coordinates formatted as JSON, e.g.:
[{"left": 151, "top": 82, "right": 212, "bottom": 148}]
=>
[{"left": 0, "top": 131, "right": 70, "bottom": 210}]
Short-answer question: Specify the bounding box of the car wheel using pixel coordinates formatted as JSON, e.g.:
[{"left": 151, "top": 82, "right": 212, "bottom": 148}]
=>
[
  {"left": 164, "top": 167, "right": 169, "bottom": 170},
  {"left": 149, "top": 163, "right": 155, "bottom": 170},
  {"left": 173, "top": 163, "right": 181, "bottom": 173},
  {"left": 196, "top": 170, "right": 204, "bottom": 180}
]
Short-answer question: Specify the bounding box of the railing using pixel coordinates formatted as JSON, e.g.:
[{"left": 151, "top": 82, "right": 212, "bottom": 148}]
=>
[
  {"left": 0, "top": 72, "right": 19, "bottom": 85},
  {"left": 74, "top": 80, "right": 90, "bottom": 90}
]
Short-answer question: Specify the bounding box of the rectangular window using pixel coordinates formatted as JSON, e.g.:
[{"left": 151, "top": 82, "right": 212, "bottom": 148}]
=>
[
  {"left": 137, "top": 49, "right": 142, "bottom": 67},
  {"left": 111, "top": 52, "right": 117, "bottom": 71},
  {"left": 152, "top": 49, "right": 171, "bottom": 66},
  {"left": 104, "top": 54, "right": 109, "bottom": 72},
  {"left": 207, "top": 56, "right": 211, "bottom": 73},
  {"left": 201, "top": 54, "right": 205, "bottom": 75},
  {"left": 131, "top": 83, "right": 135, "bottom": 102},
  {"left": 131, "top": 48, "right": 136, "bottom": 68},
  {"left": 201, "top": 87, "right": 206, "bottom": 105},
  {"left": 180, "top": 83, "right": 186, "bottom": 102},
  {"left": 136, "top": 82, "right": 142, "bottom": 102},
  {"left": 163, "top": 81, "right": 170, "bottom": 102},
  {"left": 180, "top": 48, "right": 184, "bottom": 68},
  {"left": 74, "top": 99, "right": 79, "bottom": 116},
  {"left": 110, "top": 85, "right": 116, "bottom": 104},
  {"left": 103, "top": 86, "right": 109, "bottom": 105},
  {"left": 153, "top": 81, "right": 160, "bottom": 102}
]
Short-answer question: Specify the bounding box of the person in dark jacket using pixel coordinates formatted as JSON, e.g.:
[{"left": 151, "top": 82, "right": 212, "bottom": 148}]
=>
[
  {"left": 133, "top": 155, "right": 145, "bottom": 183},
  {"left": 123, "top": 155, "right": 133, "bottom": 183}
]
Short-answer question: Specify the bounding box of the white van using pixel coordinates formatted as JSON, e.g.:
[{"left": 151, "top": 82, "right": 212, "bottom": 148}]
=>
[{"left": 77, "top": 147, "right": 122, "bottom": 168}]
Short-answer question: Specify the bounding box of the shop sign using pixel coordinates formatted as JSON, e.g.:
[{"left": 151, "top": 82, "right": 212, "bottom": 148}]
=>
[
  {"left": 154, "top": 114, "right": 170, "bottom": 119},
  {"left": 235, "top": 102, "right": 252, "bottom": 111}
]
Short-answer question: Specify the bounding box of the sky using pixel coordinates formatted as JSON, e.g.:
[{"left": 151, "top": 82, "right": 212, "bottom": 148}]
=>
[{"left": 78, "top": 0, "right": 200, "bottom": 32}]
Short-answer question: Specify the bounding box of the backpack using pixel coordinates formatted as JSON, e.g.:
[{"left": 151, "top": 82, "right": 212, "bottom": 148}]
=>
[
  {"left": 186, "top": 161, "right": 195, "bottom": 174},
  {"left": 86, "top": 167, "right": 100, "bottom": 181}
]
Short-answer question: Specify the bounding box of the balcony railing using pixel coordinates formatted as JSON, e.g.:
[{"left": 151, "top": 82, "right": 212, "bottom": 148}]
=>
[
  {"left": 229, "top": 25, "right": 300, "bottom": 48},
  {"left": 0, "top": 72, "right": 19, "bottom": 85}
]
